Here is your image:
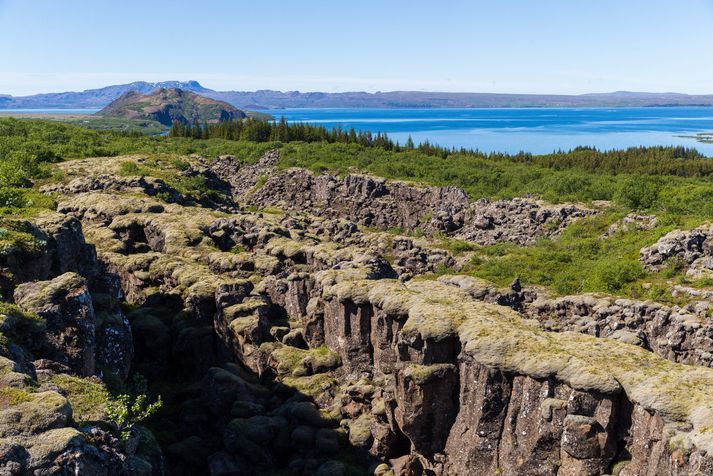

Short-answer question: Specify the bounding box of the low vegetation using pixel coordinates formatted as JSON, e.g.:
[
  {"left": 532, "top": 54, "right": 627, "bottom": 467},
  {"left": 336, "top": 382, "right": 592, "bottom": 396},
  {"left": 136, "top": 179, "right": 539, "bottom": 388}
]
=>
[{"left": 4, "top": 117, "right": 713, "bottom": 298}]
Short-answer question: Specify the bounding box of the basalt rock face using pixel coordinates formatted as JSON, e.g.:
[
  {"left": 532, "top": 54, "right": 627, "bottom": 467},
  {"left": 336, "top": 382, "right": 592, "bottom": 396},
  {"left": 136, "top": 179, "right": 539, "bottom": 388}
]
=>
[
  {"left": 7, "top": 153, "right": 713, "bottom": 476},
  {"left": 0, "top": 212, "right": 97, "bottom": 299},
  {"left": 211, "top": 151, "right": 596, "bottom": 246},
  {"left": 15, "top": 273, "right": 97, "bottom": 377},
  {"left": 296, "top": 270, "right": 713, "bottom": 476},
  {"left": 443, "top": 275, "right": 713, "bottom": 368},
  {"left": 0, "top": 218, "right": 144, "bottom": 473}
]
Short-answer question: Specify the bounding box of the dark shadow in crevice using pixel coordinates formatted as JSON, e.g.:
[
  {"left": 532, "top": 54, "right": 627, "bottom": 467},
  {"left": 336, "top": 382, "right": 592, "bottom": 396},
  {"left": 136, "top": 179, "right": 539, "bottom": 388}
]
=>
[{"left": 128, "top": 296, "right": 382, "bottom": 476}]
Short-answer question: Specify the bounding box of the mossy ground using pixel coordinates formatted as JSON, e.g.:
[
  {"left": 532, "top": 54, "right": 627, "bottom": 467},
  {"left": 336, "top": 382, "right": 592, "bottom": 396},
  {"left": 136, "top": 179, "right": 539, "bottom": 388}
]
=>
[
  {"left": 52, "top": 374, "right": 111, "bottom": 423},
  {"left": 0, "top": 386, "right": 33, "bottom": 408}
]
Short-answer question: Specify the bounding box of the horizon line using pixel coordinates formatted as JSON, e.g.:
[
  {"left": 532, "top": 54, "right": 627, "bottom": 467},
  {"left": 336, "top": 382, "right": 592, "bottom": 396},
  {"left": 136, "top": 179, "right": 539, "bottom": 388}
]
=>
[{"left": 2, "top": 80, "right": 713, "bottom": 98}]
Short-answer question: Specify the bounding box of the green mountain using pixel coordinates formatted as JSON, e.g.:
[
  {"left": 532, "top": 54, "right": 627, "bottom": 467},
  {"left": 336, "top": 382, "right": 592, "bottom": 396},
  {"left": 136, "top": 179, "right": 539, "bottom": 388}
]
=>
[{"left": 98, "top": 88, "right": 246, "bottom": 125}]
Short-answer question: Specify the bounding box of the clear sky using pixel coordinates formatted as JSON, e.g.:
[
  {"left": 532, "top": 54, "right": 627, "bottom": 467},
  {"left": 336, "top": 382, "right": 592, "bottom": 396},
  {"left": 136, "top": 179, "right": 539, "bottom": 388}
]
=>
[{"left": 1, "top": 0, "right": 713, "bottom": 95}]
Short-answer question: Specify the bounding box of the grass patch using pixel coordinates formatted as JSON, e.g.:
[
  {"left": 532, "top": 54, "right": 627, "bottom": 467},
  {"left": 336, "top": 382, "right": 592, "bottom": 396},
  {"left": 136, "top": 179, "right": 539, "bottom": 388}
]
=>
[
  {"left": 0, "top": 387, "right": 32, "bottom": 408},
  {"left": 52, "top": 374, "right": 111, "bottom": 423}
]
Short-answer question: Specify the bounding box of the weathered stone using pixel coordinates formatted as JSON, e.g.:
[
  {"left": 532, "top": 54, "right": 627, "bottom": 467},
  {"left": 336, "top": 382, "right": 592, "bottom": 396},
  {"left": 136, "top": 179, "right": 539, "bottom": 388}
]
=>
[{"left": 15, "top": 273, "right": 96, "bottom": 376}]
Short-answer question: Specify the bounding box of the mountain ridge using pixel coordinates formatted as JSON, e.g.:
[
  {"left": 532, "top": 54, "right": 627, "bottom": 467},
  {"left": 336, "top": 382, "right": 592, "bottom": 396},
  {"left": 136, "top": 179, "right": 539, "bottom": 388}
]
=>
[{"left": 3, "top": 80, "right": 713, "bottom": 109}]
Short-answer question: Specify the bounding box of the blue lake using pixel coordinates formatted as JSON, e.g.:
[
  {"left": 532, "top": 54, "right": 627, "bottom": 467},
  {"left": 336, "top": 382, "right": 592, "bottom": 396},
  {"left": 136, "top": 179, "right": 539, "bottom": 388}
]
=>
[
  {"left": 0, "top": 109, "right": 101, "bottom": 114},
  {"left": 4, "top": 107, "right": 713, "bottom": 155},
  {"left": 271, "top": 107, "right": 713, "bottom": 156}
]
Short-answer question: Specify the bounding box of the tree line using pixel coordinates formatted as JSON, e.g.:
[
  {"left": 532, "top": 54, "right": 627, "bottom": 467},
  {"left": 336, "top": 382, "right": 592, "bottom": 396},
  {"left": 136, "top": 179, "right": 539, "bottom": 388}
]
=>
[{"left": 169, "top": 117, "right": 713, "bottom": 178}]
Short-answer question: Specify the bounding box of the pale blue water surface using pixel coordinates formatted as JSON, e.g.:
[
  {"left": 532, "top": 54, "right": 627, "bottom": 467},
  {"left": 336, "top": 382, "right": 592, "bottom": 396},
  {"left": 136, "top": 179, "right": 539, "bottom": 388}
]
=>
[
  {"left": 5, "top": 107, "right": 713, "bottom": 155},
  {"left": 272, "top": 107, "right": 713, "bottom": 155}
]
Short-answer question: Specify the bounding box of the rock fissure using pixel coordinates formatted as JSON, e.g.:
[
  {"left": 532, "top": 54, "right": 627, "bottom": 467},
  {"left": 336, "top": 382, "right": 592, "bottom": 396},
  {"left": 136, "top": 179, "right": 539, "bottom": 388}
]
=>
[{"left": 3, "top": 151, "right": 713, "bottom": 475}]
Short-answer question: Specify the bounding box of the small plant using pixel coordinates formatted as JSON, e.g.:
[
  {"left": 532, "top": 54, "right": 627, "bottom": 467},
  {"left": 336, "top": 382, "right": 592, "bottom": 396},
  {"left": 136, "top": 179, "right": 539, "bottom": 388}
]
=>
[
  {"left": 169, "top": 158, "right": 191, "bottom": 171},
  {"left": 254, "top": 174, "right": 268, "bottom": 190},
  {"left": 661, "top": 257, "right": 685, "bottom": 278},
  {"left": 118, "top": 161, "right": 141, "bottom": 176},
  {"left": 106, "top": 374, "right": 162, "bottom": 441},
  {"left": 229, "top": 244, "right": 246, "bottom": 254}
]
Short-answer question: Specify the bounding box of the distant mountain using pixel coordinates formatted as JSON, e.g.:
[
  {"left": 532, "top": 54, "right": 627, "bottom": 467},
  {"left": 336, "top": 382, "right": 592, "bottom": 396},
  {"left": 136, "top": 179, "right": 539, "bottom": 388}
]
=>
[
  {"left": 206, "top": 90, "right": 713, "bottom": 109},
  {"left": 3, "top": 80, "right": 713, "bottom": 109},
  {"left": 1, "top": 81, "right": 212, "bottom": 109},
  {"left": 98, "top": 88, "right": 246, "bottom": 126}
]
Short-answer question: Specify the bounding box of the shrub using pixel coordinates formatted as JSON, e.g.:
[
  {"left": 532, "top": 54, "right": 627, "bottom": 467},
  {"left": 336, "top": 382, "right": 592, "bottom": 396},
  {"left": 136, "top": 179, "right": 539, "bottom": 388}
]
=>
[
  {"left": 583, "top": 258, "right": 645, "bottom": 293},
  {"left": 118, "top": 161, "right": 141, "bottom": 175},
  {"left": 614, "top": 177, "right": 660, "bottom": 210},
  {"left": 106, "top": 374, "right": 162, "bottom": 441}
]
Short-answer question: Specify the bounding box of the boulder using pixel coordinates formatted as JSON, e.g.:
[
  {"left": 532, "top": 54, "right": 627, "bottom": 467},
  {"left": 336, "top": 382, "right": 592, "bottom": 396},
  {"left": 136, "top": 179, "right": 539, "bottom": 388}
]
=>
[{"left": 15, "top": 273, "right": 96, "bottom": 376}]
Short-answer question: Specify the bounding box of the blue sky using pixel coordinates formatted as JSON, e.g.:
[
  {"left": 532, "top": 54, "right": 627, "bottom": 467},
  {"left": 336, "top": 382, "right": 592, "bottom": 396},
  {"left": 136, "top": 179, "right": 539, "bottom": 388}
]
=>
[{"left": 1, "top": 0, "right": 713, "bottom": 95}]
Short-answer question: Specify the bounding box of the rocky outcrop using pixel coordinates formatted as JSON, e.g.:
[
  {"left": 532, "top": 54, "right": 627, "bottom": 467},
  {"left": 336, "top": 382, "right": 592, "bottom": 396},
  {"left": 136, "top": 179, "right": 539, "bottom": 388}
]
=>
[
  {"left": 0, "top": 212, "right": 141, "bottom": 473},
  {"left": 11, "top": 152, "right": 713, "bottom": 476},
  {"left": 296, "top": 268, "right": 713, "bottom": 475},
  {"left": 603, "top": 213, "right": 658, "bottom": 238},
  {"left": 15, "top": 273, "right": 96, "bottom": 376},
  {"left": 443, "top": 275, "right": 713, "bottom": 368},
  {"left": 211, "top": 151, "right": 596, "bottom": 246},
  {"left": 0, "top": 213, "right": 97, "bottom": 299},
  {"left": 640, "top": 223, "right": 713, "bottom": 276}
]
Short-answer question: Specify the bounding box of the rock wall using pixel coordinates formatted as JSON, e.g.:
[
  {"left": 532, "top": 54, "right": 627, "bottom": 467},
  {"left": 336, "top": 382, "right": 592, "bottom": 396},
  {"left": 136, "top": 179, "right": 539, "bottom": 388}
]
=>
[
  {"left": 8, "top": 153, "right": 713, "bottom": 476},
  {"left": 290, "top": 269, "right": 713, "bottom": 476},
  {"left": 442, "top": 275, "right": 713, "bottom": 369},
  {"left": 211, "top": 151, "right": 596, "bottom": 246},
  {"left": 0, "top": 215, "right": 145, "bottom": 474},
  {"left": 640, "top": 223, "right": 713, "bottom": 277}
]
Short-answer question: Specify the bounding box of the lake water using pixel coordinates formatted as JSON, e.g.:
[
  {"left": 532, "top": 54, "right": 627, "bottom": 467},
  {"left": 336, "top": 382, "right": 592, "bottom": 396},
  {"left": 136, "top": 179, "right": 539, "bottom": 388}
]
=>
[
  {"left": 4, "top": 107, "right": 713, "bottom": 156},
  {"left": 272, "top": 107, "right": 713, "bottom": 156},
  {"left": 0, "top": 108, "right": 101, "bottom": 115}
]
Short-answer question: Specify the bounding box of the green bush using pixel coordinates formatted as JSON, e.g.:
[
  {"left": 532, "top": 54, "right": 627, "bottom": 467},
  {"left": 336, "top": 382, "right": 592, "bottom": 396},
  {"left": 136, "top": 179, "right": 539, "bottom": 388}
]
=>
[
  {"left": 614, "top": 177, "right": 660, "bottom": 209},
  {"left": 106, "top": 374, "right": 162, "bottom": 441},
  {"left": 583, "top": 258, "right": 646, "bottom": 293}
]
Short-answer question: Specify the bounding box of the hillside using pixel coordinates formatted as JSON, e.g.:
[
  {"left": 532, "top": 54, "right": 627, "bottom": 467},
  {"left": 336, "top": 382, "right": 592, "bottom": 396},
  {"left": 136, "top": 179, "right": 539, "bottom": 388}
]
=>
[
  {"left": 97, "top": 88, "right": 247, "bottom": 125},
  {"left": 3, "top": 80, "right": 713, "bottom": 109}
]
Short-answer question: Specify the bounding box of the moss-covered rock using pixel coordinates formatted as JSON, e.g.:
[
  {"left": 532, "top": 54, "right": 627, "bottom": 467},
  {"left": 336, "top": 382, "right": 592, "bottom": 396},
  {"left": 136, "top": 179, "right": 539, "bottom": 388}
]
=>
[
  {"left": 347, "top": 413, "right": 373, "bottom": 448},
  {"left": 51, "top": 374, "right": 110, "bottom": 423},
  {"left": 270, "top": 344, "right": 340, "bottom": 377},
  {"left": 0, "top": 390, "right": 71, "bottom": 437},
  {"left": 26, "top": 427, "right": 83, "bottom": 468}
]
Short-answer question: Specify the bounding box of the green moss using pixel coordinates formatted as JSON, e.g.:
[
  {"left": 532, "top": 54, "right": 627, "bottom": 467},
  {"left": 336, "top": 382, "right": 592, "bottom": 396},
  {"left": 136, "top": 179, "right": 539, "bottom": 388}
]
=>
[
  {"left": 224, "top": 299, "right": 265, "bottom": 320},
  {"left": 0, "top": 218, "right": 44, "bottom": 254},
  {"left": 0, "top": 386, "right": 32, "bottom": 407},
  {"left": 270, "top": 345, "right": 340, "bottom": 377},
  {"left": 611, "top": 460, "right": 630, "bottom": 476},
  {"left": 229, "top": 316, "right": 259, "bottom": 335},
  {"left": 52, "top": 374, "right": 111, "bottom": 423},
  {"left": 0, "top": 302, "right": 45, "bottom": 345},
  {"left": 347, "top": 413, "right": 373, "bottom": 447},
  {"left": 282, "top": 373, "right": 337, "bottom": 399},
  {"left": 14, "top": 272, "right": 85, "bottom": 309},
  {"left": 254, "top": 174, "right": 268, "bottom": 191},
  {"left": 229, "top": 244, "right": 246, "bottom": 254},
  {"left": 265, "top": 237, "right": 305, "bottom": 259},
  {"left": 402, "top": 363, "right": 456, "bottom": 385}
]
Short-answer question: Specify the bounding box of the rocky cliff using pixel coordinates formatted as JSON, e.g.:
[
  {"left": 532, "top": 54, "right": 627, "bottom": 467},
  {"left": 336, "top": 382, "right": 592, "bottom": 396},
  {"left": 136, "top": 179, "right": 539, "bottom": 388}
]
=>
[{"left": 3, "top": 150, "right": 713, "bottom": 475}]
